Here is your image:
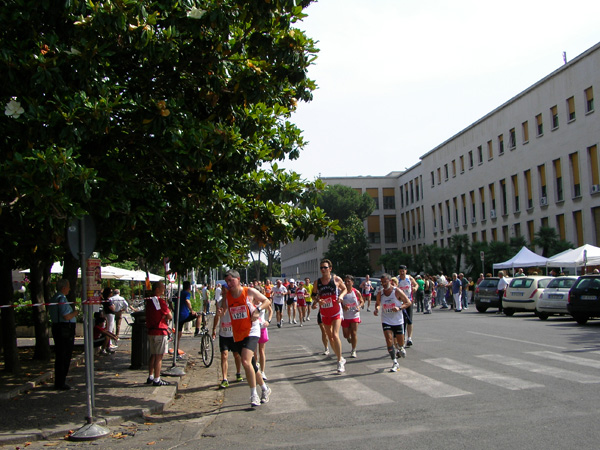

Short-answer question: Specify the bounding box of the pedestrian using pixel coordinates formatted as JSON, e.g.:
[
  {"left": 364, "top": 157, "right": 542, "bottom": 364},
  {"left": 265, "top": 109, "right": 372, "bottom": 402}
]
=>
[
  {"left": 359, "top": 275, "right": 374, "bottom": 311},
  {"left": 48, "top": 279, "right": 77, "bottom": 390},
  {"left": 145, "top": 281, "right": 172, "bottom": 386},
  {"left": 437, "top": 273, "right": 449, "bottom": 308},
  {"left": 101, "top": 287, "right": 116, "bottom": 342},
  {"left": 451, "top": 273, "right": 463, "bottom": 312},
  {"left": 341, "top": 275, "right": 364, "bottom": 358},
  {"left": 467, "top": 277, "right": 475, "bottom": 304},
  {"left": 497, "top": 271, "right": 509, "bottom": 314},
  {"left": 271, "top": 279, "right": 287, "bottom": 328},
  {"left": 304, "top": 277, "right": 314, "bottom": 321},
  {"left": 374, "top": 273, "right": 412, "bottom": 372},
  {"left": 515, "top": 268, "right": 525, "bottom": 277},
  {"left": 296, "top": 281, "right": 308, "bottom": 326},
  {"left": 397, "top": 265, "right": 417, "bottom": 347},
  {"left": 175, "top": 281, "right": 201, "bottom": 358},
  {"left": 459, "top": 273, "right": 469, "bottom": 310},
  {"left": 312, "top": 259, "right": 348, "bottom": 373},
  {"left": 93, "top": 313, "right": 118, "bottom": 355},
  {"left": 212, "top": 295, "right": 243, "bottom": 388},
  {"left": 257, "top": 302, "right": 273, "bottom": 380},
  {"left": 423, "top": 274, "right": 433, "bottom": 314},
  {"left": 224, "top": 269, "right": 271, "bottom": 407},
  {"left": 110, "top": 288, "right": 129, "bottom": 343},
  {"left": 286, "top": 279, "right": 298, "bottom": 324},
  {"left": 415, "top": 275, "right": 425, "bottom": 312},
  {"left": 201, "top": 283, "right": 210, "bottom": 313}
]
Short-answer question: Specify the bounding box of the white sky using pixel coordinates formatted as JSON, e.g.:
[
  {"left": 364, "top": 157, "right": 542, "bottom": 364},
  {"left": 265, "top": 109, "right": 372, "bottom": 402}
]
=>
[{"left": 284, "top": 0, "right": 600, "bottom": 180}]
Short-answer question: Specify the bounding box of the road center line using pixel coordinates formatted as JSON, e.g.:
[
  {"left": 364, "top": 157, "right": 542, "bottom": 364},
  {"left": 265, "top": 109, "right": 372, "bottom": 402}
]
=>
[{"left": 466, "top": 331, "right": 567, "bottom": 350}]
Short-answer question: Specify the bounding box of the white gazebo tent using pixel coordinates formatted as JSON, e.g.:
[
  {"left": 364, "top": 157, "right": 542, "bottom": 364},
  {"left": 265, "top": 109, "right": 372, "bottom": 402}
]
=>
[
  {"left": 546, "top": 244, "right": 600, "bottom": 269},
  {"left": 492, "top": 246, "right": 548, "bottom": 273}
]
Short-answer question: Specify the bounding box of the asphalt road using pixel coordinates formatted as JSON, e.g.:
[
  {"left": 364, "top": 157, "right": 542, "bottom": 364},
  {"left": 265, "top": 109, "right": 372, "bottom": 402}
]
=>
[{"left": 20, "top": 307, "right": 600, "bottom": 449}]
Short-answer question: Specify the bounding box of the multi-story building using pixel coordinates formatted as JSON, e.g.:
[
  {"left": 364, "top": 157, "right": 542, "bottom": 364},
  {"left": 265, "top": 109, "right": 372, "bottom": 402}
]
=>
[{"left": 281, "top": 41, "right": 600, "bottom": 279}]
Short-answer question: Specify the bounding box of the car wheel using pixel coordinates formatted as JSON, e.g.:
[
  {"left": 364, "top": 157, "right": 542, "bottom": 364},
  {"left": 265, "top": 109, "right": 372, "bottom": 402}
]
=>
[
  {"left": 536, "top": 310, "right": 549, "bottom": 320},
  {"left": 574, "top": 314, "right": 589, "bottom": 325},
  {"left": 504, "top": 308, "right": 515, "bottom": 317},
  {"left": 476, "top": 305, "right": 488, "bottom": 313}
]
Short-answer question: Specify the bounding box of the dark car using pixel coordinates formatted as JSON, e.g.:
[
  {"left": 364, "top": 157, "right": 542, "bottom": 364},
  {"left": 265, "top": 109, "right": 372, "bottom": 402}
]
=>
[
  {"left": 474, "top": 277, "right": 501, "bottom": 312},
  {"left": 567, "top": 275, "right": 600, "bottom": 325}
]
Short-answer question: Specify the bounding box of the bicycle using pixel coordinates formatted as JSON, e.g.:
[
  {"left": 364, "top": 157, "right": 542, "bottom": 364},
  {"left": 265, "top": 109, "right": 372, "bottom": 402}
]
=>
[{"left": 196, "top": 311, "right": 215, "bottom": 367}]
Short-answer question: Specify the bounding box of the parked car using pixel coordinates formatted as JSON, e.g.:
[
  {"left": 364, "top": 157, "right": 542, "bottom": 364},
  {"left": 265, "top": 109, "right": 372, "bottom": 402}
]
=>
[
  {"left": 474, "top": 277, "right": 502, "bottom": 313},
  {"left": 535, "top": 276, "right": 578, "bottom": 320},
  {"left": 567, "top": 275, "right": 600, "bottom": 325},
  {"left": 353, "top": 277, "right": 381, "bottom": 295},
  {"left": 502, "top": 276, "right": 553, "bottom": 316}
]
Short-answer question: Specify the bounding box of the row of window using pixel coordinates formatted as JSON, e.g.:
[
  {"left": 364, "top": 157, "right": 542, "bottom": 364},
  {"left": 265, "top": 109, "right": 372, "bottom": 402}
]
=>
[{"left": 430, "top": 86, "right": 595, "bottom": 187}]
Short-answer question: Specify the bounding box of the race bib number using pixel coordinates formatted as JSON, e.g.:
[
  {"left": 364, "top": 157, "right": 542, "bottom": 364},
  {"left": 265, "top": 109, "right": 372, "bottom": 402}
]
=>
[
  {"left": 383, "top": 303, "right": 396, "bottom": 313},
  {"left": 221, "top": 321, "right": 232, "bottom": 333},
  {"left": 322, "top": 299, "right": 333, "bottom": 309},
  {"left": 230, "top": 305, "right": 248, "bottom": 320}
]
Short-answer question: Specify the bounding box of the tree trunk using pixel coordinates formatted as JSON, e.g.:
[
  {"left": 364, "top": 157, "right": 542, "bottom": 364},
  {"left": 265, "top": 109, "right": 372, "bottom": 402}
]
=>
[
  {"left": 30, "top": 259, "right": 51, "bottom": 361},
  {"left": 0, "top": 260, "right": 20, "bottom": 373}
]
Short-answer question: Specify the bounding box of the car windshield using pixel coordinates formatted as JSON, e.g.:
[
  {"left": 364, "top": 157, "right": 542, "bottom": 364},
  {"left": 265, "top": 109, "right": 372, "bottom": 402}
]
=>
[
  {"left": 537, "top": 278, "right": 552, "bottom": 288},
  {"left": 547, "top": 278, "right": 576, "bottom": 289},
  {"left": 509, "top": 278, "right": 533, "bottom": 288},
  {"left": 479, "top": 279, "right": 498, "bottom": 288},
  {"left": 574, "top": 277, "right": 600, "bottom": 290}
]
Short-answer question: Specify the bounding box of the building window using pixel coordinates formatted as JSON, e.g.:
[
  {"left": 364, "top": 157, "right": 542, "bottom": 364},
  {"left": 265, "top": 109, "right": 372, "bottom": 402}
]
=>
[
  {"left": 585, "top": 87, "right": 594, "bottom": 113},
  {"left": 550, "top": 105, "right": 559, "bottom": 129},
  {"left": 409, "top": 182, "right": 414, "bottom": 204},
  {"left": 460, "top": 155, "right": 465, "bottom": 173},
  {"left": 569, "top": 152, "right": 581, "bottom": 198},
  {"left": 477, "top": 145, "right": 483, "bottom": 164},
  {"left": 512, "top": 174, "right": 520, "bottom": 212},
  {"left": 498, "top": 134, "right": 504, "bottom": 155},
  {"left": 452, "top": 160, "right": 456, "bottom": 177},
  {"left": 384, "top": 216, "right": 397, "bottom": 244},
  {"left": 437, "top": 167, "right": 441, "bottom": 184},
  {"left": 500, "top": 179, "right": 507, "bottom": 216},
  {"left": 509, "top": 128, "right": 516, "bottom": 149},
  {"left": 538, "top": 164, "right": 547, "bottom": 202},
  {"left": 383, "top": 188, "right": 395, "bottom": 209},
  {"left": 589, "top": 145, "right": 599, "bottom": 187},
  {"left": 522, "top": 121, "right": 529, "bottom": 144},
  {"left": 536, "top": 114, "right": 543, "bottom": 136},
  {"left": 554, "top": 159, "right": 563, "bottom": 202},
  {"left": 487, "top": 140, "right": 493, "bottom": 160},
  {"left": 366, "top": 188, "right": 379, "bottom": 210},
  {"left": 468, "top": 150, "right": 474, "bottom": 168},
  {"left": 479, "top": 187, "right": 486, "bottom": 220},
  {"left": 367, "top": 215, "right": 380, "bottom": 244},
  {"left": 567, "top": 96, "right": 576, "bottom": 121},
  {"left": 444, "top": 164, "right": 449, "bottom": 180},
  {"left": 524, "top": 169, "right": 533, "bottom": 209},
  {"left": 430, "top": 171, "right": 435, "bottom": 187}
]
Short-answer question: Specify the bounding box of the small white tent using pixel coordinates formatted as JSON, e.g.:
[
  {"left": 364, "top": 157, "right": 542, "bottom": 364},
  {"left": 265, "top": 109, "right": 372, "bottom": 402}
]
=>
[
  {"left": 492, "top": 246, "right": 548, "bottom": 270},
  {"left": 546, "top": 244, "right": 600, "bottom": 268}
]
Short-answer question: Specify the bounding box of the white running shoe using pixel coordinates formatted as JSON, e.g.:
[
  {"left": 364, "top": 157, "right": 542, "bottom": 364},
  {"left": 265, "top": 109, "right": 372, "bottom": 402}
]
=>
[
  {"left": 390, "top": 361, "right": 400, "bottom": 372},
  {"left": 293, "top": 319, "right": 297, "bottom": 324},
  {"left": 399, "top": 347, "right": 407, "bottom": 358},
  {"left": 323, "top": 348, "right": 330, "bottom": 356},
  {"left": 260, "top": 386, "right": 271, "bottom": 403},
  {"left": 337, "top": 358, "right": 346, "bottom": 373},
  {"left": 306, "top": 317, "right": 310, "bottom": 321},
  {"left": 350, "top": 350, "right": 357, "bottom": 358},
  {"left": 250, "top": 394, "right": 261, "bottom": 407},
  {"left": 261, "top": 371, "right": 268, "bottom": 380}
]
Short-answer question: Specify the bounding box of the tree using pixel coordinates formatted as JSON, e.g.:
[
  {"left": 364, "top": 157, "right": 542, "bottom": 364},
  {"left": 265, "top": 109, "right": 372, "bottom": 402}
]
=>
[
  {"left": 532, "top": 226, "right": 574, "bottom": 257},
  {"left": 324, "top": 214, "right": 371, "bottom": 277},
  {"left": 487, "top": 241, "right": 512, "bottom": 272},
  {"left": 317, "top": 184, "right": 375, "bottom": 224},
  {"left": 1, "top": 0, "right": 336, "bottom": 371},
  {"left": 509, "top": 236, "right": 528, "bottom": 255},
  {"left": 449, "top": 234, "right": 470, "bottom": 273},
  {"left": 413, "top": 244, "right": 453, "bottom": 276},
  {"left": 378, "top": 251, "right": 415, "bottom": 275},
  {"left": 465, "top": 241, "right": 490, "bottom": 276}
]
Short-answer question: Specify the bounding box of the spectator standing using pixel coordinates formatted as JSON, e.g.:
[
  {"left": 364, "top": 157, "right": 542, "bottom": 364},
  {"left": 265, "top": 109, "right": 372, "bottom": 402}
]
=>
[
  {"left": 415, "top": 275, "right": 425, "bottom": 312},
  {"left": 176, "top": 281, "right": 201, "bottom": 357},
  {"left": 459, "top": 273, "right": 469, "bottom": 310},
  {"left": 437, "top": 273, "right": 449, "bottom": 309},
  {"left": 145, "top": 281, "right": 172, "bottom": 386},
  {"left": 423, "top": 274, "right": 434, "bottom": 314},
  {"left": 48, "top": 279, "right": 77, "bottom": 390},
  {"left": 497, "top": 271, "right": 509, "bottom": 315},
  {"left": 101, "top": 287, "right": 116, "bottom": 341},
  {"left": 451, "top": 273, "right": 463, "bottom": 312},
  {"left": 109, "top": 288, "right": 129, "bottom": 344}
]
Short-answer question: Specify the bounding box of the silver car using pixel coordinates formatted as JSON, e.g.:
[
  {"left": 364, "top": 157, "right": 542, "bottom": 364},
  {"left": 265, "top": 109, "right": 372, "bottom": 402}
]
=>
[{"left": 535, "top": 276, "right": 578, "bottom": 320}]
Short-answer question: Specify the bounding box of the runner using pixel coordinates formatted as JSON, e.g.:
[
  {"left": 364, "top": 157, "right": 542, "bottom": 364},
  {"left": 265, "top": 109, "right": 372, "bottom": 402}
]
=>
[
  {"left": 212, "top": 295, "right": 243, "bottom": 388},
  {"left": 397, "top": 265, "right": 418, "bottom": 347},
  {"left": 341, "top": 275, "right": 364, "bottom": 358},
  {"left": 304, "top": 277, "right": 313, "bottom": 321},
  {"left": 271, "top": 279, "right": 287, "bottom": 328},
  {"left": 286, "top": 279, "right": 298, "bottom": 324},
  {"left": 374, "top": 273, "right": 412, "bottom": 372},
  {"left": 257, "top": 302, "right": 273, "bottom": 380},
  {"left": 296, "top": 281, "right": 308, "bottom": 326},
  {"left": 311, "top": 259, "right": 348, "bottom": 373},
  {"left": 359, "top": 275, "right": 373, "bottom": 311},
  {"left": 224, "top": 269, "right": 271, "bottom": 407}
]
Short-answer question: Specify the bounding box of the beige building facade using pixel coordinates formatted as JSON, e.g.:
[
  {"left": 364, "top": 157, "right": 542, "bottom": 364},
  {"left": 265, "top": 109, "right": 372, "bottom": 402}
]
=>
[{"left": 281, "top": 41, "right": 600, "bottom": 279}]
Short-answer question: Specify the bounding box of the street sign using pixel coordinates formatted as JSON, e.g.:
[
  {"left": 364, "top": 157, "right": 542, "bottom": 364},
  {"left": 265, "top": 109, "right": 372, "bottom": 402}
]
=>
[
  {"left": 480, "top": 251, "right": 485, "bottom": 261},
  {"left": 67, "top": 216, "right": 96, "bottom": 259}
]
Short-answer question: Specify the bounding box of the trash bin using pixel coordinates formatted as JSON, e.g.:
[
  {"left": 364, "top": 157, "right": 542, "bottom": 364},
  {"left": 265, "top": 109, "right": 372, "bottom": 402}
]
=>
[{"left": 130, "top": 310, "right": 148, "bottom": 370}]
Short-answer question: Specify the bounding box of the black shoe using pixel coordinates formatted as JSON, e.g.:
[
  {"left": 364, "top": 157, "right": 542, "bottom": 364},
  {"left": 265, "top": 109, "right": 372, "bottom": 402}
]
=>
[
  {"left": 146, "top": 377, "right": 154, "bottom": 385},
  {"left": 54, "top": 384, "right": 71, "bottom": 391},
  {"left": 153, "top": 379, "right": 171, "bottom": 386}
]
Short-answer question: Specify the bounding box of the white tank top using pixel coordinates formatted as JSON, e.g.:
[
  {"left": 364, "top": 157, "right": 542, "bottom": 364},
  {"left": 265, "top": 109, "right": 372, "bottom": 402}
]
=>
[
  {"left": 380, "top": 287, "right": 404, "bottom": 326},
  {"left": 342, "top": 289, "right": 360, "bottom": 320},
  {"left": 397, "top": 277, "right": 413, "bottom": 301}
]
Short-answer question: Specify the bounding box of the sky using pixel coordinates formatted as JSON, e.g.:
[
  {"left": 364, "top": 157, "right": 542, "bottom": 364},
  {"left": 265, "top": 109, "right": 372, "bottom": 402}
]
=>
[{"left": 283, "top": 0, "right": 600, "bottom": 180}]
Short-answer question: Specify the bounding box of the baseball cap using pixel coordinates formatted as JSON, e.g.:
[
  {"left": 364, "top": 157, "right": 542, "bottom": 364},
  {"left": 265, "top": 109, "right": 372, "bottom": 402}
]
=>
[{"left": 289, "top": 278, "right": 295, "bottom": 283}]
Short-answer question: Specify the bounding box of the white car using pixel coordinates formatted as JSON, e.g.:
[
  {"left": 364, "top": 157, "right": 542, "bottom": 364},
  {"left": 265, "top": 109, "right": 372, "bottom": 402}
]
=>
[
  {"left": 535, "top": 276, "right": 578, "bottom": 320},
  {"left": 502, "top": 276, "right": 553, "bottom": 316}
]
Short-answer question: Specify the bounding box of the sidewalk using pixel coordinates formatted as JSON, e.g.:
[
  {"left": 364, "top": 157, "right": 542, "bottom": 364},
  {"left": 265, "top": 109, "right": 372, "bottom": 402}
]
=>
[{"left": 0, "top": 330, "right": 219, "bottom": 446}]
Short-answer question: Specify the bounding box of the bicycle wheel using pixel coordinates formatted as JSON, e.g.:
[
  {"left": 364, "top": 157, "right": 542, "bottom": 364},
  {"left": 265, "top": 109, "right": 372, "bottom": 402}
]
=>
[{"left": 200, "top": 333, "right": 214, "bottom": 367}]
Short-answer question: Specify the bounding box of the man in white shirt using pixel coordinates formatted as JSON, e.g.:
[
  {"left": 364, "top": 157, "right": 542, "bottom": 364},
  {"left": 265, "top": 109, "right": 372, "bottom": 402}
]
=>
[
  {"left": 110, "top": 289, "right": 129, "bottom": 347},
  {"left": 497, "top": 271, "right": 509, "bottom": 315},
  {"left": 271, "top": 279, "right": 287, "bottom": 328}
]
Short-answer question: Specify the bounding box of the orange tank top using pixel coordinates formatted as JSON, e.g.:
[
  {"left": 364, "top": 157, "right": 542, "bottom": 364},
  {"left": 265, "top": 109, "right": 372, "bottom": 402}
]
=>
[{"left": 226, "top": 287, "right": 252, "bottom": 342}]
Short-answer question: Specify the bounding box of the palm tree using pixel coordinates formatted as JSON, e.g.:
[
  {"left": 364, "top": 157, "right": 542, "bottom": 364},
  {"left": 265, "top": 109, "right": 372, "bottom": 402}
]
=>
[
  {"left": 450, "top": 234, "right": 470, "bottom": 273},
  {"left": 532, "top": 226, "right": 559, "bottom": 257}
]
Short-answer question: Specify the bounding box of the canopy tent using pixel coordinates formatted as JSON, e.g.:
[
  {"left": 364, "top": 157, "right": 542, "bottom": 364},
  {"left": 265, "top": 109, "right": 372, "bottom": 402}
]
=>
[
  {"left": 545, "top": 244, "right": 600, "bottom": 268},
  {"left": 126, "top": 270, "right": 164, "bottom": 282},
  {"left": 492, "top": 246, "right": 548, "bottom": 270},
  {"left": 19, "top": 264, "right": 153, "bottom": 280}
]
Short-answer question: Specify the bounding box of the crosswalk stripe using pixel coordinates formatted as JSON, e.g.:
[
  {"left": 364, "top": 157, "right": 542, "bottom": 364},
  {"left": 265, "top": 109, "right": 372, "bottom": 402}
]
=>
[
  {"left": 265, "top": 379, "right": 311, "bottom": 415},
  {"left": 319, "top": 373, "right": 395, "bottom": 406},
  {"left": 529, "top": 351, "right": 600, "bottom": 369},
  {"left": 477, "top": 354, "right": 600, "bottom": 383},
  {"left": 424, "top": 357, "right": 543, "bottom": 390},
  {"left": 369, "top": 364, "right": 471, "bottom": 398}
]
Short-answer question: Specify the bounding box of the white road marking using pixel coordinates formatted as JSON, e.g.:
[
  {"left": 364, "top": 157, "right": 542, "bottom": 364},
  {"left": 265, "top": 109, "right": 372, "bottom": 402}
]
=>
[
  {"left": 529, "top": 351, "right": 600, "bottom": 369},
  {"left": 466, "top": 331, "right": 567, "bottom": 350}
]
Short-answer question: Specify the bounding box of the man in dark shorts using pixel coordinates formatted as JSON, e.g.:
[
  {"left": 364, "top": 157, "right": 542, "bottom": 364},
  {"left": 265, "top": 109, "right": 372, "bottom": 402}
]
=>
[{"left": 176, "top": 281, "right": 201, "bottom": 358}]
